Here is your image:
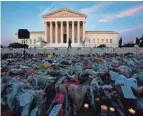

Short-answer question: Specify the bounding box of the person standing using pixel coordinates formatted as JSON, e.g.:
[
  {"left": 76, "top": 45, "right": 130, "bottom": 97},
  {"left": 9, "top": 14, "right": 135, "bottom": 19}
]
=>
[
  {"left": 119, "top": 38, "right": 122, "bottom": 48},
  {"left": 135, "top": 37, "right": 140, "bottom": 57},
  {"left": 136, "top": 37, "right": 140, "bottom": 45},
  {"left": 68, "top": 38, "right": 72, "bottom": 49},
  {"left": 139, "top": 35, "right": 143, "bottom": 47}
]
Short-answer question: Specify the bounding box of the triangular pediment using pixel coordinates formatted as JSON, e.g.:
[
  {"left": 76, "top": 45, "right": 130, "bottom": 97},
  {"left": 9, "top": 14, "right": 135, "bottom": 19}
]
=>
[{"left": 43, "top": 8, "right": 87, "bottom": 18}]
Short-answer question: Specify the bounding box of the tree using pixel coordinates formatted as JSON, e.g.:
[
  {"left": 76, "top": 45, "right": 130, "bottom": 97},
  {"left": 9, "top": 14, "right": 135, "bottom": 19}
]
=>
[
  {"left": 122, "top": 43, "right": 135, "bottom": 47},
  {"left": 8, "top": 42, "right": 28, "bottom": 48},
  {"left": 1, "top": 45, "right": 3, "bottom": 48},
  {"left": 97, "top": 44, "right": 106, "bottom": 48}
]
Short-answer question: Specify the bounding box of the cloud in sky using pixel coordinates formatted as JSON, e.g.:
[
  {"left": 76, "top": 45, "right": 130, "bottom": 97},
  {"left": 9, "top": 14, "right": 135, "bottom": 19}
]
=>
[
  {"left": 80, "top": 2, "right": 113, "bottom": 30},
  {"left": 40, "top": 1, "right": 113, "bottom": 25},
  {"left": 1, "top": 1, "right": 143, "bottom": 45},
  {"left": 119, "top": 24, "right": 143, "bottom": 33},
  {"left": 40, "top": 1, "right": 113, "bottom": 18},
  {"left": 80, "top": 1, "right": 113, "bottom": 15},
  {"left": 40, "top": 2, "right": 57, "bottom": 16},
  {"left": 40, "top": 1, "right": 78, "bottom": 16},
  {"left": 99, "top": 5, "right": 143, "bottom": 22}
]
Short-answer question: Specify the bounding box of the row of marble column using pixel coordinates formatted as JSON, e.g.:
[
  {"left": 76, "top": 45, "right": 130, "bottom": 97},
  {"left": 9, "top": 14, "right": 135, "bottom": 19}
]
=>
[{"left": 45, "top": 21, "right": 85, "bottom": 43}]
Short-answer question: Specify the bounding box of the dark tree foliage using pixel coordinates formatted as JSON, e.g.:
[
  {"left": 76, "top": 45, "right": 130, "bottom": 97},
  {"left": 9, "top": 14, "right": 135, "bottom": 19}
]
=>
[
  {"left": 1, "top": 45, "right": 3, "bottom": 48},
  {"left": 122, "top": 43, "right": 135, "bottom": 47},
  {"left": 97, "top": 44, "right": 106, "bottom": 48},
  {"left": 8, "top": 43, "right": 28, "bottom": 48}
]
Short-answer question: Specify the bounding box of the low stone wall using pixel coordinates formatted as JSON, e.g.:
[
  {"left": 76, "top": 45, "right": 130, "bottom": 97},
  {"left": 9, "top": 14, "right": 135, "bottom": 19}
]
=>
[{"left": 1, "top": 47, "right": 143, "bottom": 55}]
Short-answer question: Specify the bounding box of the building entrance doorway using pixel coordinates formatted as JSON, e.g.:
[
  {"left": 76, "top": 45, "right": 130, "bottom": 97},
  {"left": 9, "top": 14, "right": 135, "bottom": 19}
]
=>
[{"left": 63, "top": 34, "right": 67, "bottom": 43}]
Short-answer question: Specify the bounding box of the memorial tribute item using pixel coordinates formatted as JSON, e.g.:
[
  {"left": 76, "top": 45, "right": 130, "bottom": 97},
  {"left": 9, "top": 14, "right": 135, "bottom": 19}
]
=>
[{"left": 1, "top": 53, "right": 143, "bottom": 116}]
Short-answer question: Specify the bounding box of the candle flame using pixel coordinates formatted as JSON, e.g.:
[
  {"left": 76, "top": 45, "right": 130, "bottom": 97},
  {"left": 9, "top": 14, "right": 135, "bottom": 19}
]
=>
[
  {"left": 110, "top": 107, "right": 115, "bottom": 112},
  {"left": 84, "top": 103, "right": 89, "bottom": 108},
  {"left": 95, "top": 98, "right": 100, "bottom": 102},
  {"left": 101, "top": 105, "right": 107, "bottom": 111},
  {"left": 129, "top": 108, "right": 136, "bottom": 114}
]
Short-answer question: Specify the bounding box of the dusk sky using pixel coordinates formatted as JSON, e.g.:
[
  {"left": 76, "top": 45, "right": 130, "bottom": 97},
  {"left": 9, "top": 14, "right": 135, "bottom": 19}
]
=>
[{"left": 1, "top": 1, "right": 143, "bottom": 46}]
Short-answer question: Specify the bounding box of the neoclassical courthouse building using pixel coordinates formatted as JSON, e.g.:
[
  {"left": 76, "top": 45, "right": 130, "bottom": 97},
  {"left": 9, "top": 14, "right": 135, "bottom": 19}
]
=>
[{"left": 15, "top": 9, "right": 119, "bottom": 48}]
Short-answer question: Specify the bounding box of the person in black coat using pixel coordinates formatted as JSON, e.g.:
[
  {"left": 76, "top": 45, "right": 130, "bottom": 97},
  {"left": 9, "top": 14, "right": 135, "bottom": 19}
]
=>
[
  {"left": 68, "top": 38, "right": 72, "bottom": 49},
  {"left": 119, "top": 38, "right": 122, "bottom": 48},
  {"left": 136, "top": 37, "right": 140, "bottom": 45}
]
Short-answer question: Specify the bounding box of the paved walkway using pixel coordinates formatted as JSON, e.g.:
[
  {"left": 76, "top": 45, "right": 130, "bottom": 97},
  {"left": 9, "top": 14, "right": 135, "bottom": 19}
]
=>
[{"left": 1, "top": 47, "right": 143, "bottom": 55}]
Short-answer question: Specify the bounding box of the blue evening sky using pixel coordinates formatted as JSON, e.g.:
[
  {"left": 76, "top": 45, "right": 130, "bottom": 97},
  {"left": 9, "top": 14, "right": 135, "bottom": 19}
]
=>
[{"left": 1, "top": 1, "right": 143, "bottom": 46}]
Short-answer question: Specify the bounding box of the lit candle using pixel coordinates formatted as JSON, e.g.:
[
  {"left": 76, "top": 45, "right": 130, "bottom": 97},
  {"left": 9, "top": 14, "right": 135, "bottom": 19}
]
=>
[
  {"left": 110, "top": 107, "right": 115, "bottom": 112},
  {"left": 95, "top": 98, "right": 100, "bottom": 102},
  {"left": 129, "top": 108, "right": 136, "bottom": 115},
  {"left": 84, "top": 103, "right": 89, "bottom": 109},
  {"left": 101, "top": 105, "right": 108, "bottom": 116},
  {"left": 109, "top": 107, "right": 115, "bottom": 116}
]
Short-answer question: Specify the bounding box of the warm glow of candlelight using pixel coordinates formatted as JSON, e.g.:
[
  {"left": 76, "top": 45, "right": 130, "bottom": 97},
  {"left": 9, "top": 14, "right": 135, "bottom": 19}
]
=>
[
  {"left": 129, "top": 108, "right": 136, "bottom": 114},
  {"left": 110, "top": 107, "right": 115, "bottom": 112},
  {"left": 95, "top": 98, "right": 100, "bottom": 102},
  {"left": 84, "top": 103, "right": 89, "bottom": 109},
  {"left": 101, "top": 105, "right": 107, "bottom": 111}
]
